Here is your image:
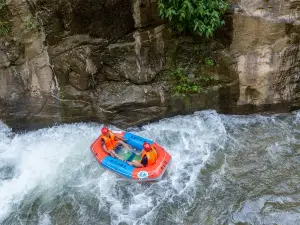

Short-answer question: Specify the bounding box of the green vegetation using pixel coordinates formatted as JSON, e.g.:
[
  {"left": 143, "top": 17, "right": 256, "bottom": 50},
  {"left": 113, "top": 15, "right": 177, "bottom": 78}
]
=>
[
  {"left": 157, "top": 0, "right": 228, "bottom": 38},
  {"left": 0, "top": 0, "right": 11, "bottom": 36},
  {"left": 170, "top": 68, "right": 201, "bottom": 94},
  {"left": 170, "top": 66, "right": 218, "bottom": 94},
  {"left": 24, "top": 16, "right": 39, "bottom": 30},
  {"left": 198, "top": 74, "right": 216, "bottom": 83},
  {"left": 0, "top": 20, "right": 10, "bottom": 35},
  {"left": 205, "top": 57, "right": 215, "bottom": 67}
]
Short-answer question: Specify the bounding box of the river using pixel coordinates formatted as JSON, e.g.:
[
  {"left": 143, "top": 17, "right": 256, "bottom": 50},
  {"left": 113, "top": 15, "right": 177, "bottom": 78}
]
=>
[{"left": 1, "top": 110, "right": 300, "bottom": 225}]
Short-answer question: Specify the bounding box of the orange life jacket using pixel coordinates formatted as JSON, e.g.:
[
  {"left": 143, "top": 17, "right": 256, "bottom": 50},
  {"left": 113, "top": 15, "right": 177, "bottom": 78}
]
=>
[
  {"left": 141, "top": 146, "right": 158, "bottom": 166},
  {"left": 100, "top": 133, "right": 116, "bottom": 151}
]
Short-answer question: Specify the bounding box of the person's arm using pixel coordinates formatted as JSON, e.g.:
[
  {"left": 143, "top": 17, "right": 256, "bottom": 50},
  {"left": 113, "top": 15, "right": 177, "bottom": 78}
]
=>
[
  {"left": 103, "top": 144, "right": 113, "bottom": 156},
  {"left": 128, "top": 156, "right": 147, "bottom": 167},
  {"left": 113, "top": 132, "right": 127, "bottom": 141},
  {"left": 127, "top": 160, "right": 144, "bottom": 167},
  {"left": 103, "top": 146, "right": 122, "bottom": 160},
  {"left": 117, "top": 140, "right": 134, "bottom": 150},
  {"left": 102, "top": 139, "right": 115, "bottom": 157},
  {"left": 112, "top": 151, "right": 124, "bottom": 161},
  {"left": 134, "top": 150, "right": 142, "bottom": 156}
]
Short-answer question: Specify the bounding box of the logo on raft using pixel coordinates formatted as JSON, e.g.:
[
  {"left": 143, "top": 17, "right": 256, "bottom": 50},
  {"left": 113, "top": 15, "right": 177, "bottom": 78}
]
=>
[{"left": 137, "top": 171, "right": 148, "bottom": 179}]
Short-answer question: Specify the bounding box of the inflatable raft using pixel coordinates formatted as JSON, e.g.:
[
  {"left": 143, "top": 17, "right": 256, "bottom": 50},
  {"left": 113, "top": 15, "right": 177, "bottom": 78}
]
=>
[{"left": 90, "top": 131, "right": 171, "bottom": 181}]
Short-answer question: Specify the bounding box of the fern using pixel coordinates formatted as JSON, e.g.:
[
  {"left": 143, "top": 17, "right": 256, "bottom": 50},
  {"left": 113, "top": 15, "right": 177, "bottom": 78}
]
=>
[{"left": 158, "top": 0, "right": 228, "bottom": 38}]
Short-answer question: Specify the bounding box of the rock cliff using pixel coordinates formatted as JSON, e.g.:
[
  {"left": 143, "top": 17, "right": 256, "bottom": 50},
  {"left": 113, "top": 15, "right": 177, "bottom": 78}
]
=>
[
  {"left": 231, "top": 0, "right": 300, "bottom": 112},
  {"left": 0, "top": 0, "right": 300, "bottom": 129}
]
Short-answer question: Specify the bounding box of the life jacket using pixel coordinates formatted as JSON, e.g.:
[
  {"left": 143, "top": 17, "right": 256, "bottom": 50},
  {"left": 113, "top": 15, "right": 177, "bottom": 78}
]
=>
[
  {"left": 142, "top": 146, "right": 158, "bottom": 166},
  {"left": 100, "top": 133, "right": 116, "bottom": 151}
]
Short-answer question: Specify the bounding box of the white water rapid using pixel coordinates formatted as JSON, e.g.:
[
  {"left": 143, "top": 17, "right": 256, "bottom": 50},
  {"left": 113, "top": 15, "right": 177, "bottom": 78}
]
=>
[{"left": 1, "top": 110, "right": 300, "bottom": 225}]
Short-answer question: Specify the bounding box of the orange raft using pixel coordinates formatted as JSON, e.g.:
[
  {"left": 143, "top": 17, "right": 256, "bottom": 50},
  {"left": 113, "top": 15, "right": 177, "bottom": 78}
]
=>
[{"left": 90, "top": 131, "right": 171, "bottom": 181}]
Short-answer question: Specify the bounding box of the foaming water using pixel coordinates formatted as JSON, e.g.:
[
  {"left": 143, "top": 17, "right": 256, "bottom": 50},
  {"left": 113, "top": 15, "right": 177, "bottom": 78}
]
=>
[
  {"left": 0, "top": 111, "right": 226, "bottom": 225},
  {"left": 1, "top": 110, "right": 300, "bottom": 225}
]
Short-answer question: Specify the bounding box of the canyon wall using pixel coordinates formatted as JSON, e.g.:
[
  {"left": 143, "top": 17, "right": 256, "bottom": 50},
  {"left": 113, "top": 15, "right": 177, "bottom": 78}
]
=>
[{"left": 0, "top": 0, "right": 299, "bottom": 129}]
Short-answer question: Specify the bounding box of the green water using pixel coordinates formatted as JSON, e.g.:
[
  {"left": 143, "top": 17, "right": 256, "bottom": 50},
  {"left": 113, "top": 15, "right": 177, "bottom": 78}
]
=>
[{"left": 114, "top": 147, "right": 142, "bottom": 162}]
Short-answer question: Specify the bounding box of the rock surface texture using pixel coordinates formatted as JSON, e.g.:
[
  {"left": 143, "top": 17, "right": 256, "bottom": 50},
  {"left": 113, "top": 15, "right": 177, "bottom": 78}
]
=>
[
  {"left": 0, "top": 0, "right": 300, "bottom": 129},
  {"left": 230, "top": 0, "right": 300, "bottom": 112}
]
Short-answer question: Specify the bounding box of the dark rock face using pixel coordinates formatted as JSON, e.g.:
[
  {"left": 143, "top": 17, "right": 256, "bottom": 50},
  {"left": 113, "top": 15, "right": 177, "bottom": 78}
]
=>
[
  {"left": 92, "top": 82, "right": 168, "bottom": 127},
  {"left": 32, "top": 0, "right": 135, "bottom": 43},
  {"left": 1, "top": 0, "right": 300, "bottom": 130}
]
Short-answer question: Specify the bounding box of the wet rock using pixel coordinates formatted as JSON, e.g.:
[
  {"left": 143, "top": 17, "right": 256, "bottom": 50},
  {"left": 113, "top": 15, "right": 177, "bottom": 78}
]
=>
[
  {"left": 92, "top": 82, "right": 167, "bottom": 127},
  {"left": 103, "top": 25, "right": 166, "bottom": 84},
  {"left": 102, "top": 67, "right": 126, "bottom": 81},
  {"left": 231, "top": 9, "right": 300, "bottom": 112},
  {"left": 68, "top": 71, "right": 89, "bottom": 91},
  {"left": 31, "top": 0, "right": 135, "bottom": 44},
  {"left": 132, "top": 0, "right": 163, "bottom": 28},
  {"left": 2, "top": 0, "right": 300, "bottom": 130}
]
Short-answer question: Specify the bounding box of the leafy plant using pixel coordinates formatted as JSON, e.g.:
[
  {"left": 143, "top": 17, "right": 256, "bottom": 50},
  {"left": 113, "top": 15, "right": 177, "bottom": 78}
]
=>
[
  {"left": 170, "top": 68, "right": 201, "bottom": 94},
  {"left": 157, "top": 0, "right": 228, "bottom": 38},
  {"left": 24, "top": 16, "right": 39, "bottom": 30},
  {"left": 0, "top": 20, "right": 10, "bottom": 35},
  {"left": 0, "top": 0, "right": 11, "bottom": 36},
  {"left": 205, "top": 57, "right": 215, "bottom": 67},
  {"left": 199, "top": 75, "right": 216, "bottom": 85}
]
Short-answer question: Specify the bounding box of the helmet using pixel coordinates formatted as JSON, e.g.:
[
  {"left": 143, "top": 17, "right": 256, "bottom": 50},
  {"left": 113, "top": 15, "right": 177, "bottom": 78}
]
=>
[
  {"left": 101, "top": 127, "right": 109, "bottom": 135},
  {"left": 143, "top": 142, "right": 151, "bottom": 152}
]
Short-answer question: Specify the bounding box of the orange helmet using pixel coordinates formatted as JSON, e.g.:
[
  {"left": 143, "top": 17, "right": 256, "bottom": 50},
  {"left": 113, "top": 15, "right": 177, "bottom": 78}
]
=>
[
  {"left": 143, "top": 142, "right": 151, "bottom": 152},
  {"left": 101, "top": 127, "right": 109, "bottom": 135}
]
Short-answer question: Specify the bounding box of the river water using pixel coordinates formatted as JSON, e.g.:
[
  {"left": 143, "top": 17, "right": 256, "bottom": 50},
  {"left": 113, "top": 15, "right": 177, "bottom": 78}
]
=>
[{"left": 1, "top": 110, "right": 300, "bottom": 225}]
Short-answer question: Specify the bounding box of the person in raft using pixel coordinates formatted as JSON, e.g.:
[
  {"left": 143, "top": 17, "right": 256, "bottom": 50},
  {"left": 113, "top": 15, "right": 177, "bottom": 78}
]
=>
[
  {"left": 127, "top": 142, "right": 158, "bottom": 167},
  {"left": 100, "top": 127, "right": 132, "bottom": 160}
]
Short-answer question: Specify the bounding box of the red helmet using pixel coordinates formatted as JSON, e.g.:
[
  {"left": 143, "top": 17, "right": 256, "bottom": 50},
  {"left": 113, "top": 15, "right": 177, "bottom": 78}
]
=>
[
  {"left": 101, "top": 127, "right": 109, "bottom": 135},
  {"left": 143, "top": 142, "right": 151, "bottom": 152}
]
